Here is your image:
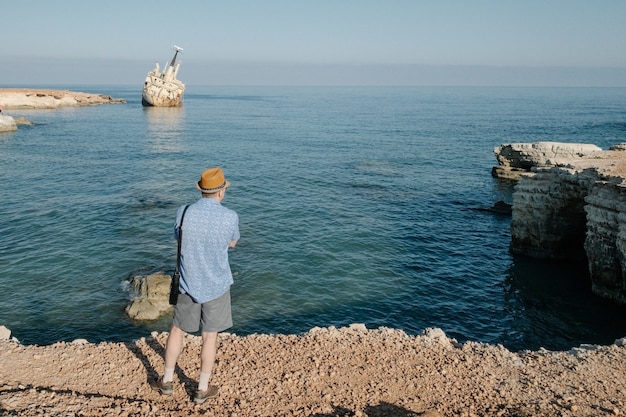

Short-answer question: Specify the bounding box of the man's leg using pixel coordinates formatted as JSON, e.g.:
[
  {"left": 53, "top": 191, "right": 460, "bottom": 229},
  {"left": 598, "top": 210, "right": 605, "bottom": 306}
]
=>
[
  {"left": 199, "top": 331, "right": 218, "bottom": 389},
  {"left": 151, "top": 324, "right": 185, "bottom": 395},
  {"left": 164, "top": 324, "right": 186, "bottom": 378}
]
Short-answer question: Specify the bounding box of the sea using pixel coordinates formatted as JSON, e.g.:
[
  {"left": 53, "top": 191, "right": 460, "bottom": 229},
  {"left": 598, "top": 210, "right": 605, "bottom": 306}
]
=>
[{"left": 1, "top": 85, "right": 626, "bottom": 352}]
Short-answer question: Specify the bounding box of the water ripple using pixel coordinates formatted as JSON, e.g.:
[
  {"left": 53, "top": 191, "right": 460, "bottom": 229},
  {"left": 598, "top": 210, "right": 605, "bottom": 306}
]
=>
[{"left": 2, "top": 86, "right": 626, "bottom": 350}]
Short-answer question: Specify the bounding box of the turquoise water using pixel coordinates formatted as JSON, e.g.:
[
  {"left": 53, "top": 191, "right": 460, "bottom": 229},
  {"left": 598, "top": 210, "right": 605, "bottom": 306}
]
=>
[{"left": 2, "top": 86, "right": 626, "bottom": 350}]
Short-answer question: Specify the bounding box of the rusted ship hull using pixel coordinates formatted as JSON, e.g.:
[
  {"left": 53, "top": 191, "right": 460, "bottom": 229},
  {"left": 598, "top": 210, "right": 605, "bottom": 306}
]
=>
[
  {"left": 142, "top": 47, "right": 185, "bottom": 107},
  {"left": 141, "top": 76, "right": 185, "bottom": 107}
]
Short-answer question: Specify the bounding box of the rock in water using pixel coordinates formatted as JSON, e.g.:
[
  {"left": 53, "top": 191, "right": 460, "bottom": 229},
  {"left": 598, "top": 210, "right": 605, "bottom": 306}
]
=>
[{"left": 125, "top": 272, "right": 173, "bottom": 320}]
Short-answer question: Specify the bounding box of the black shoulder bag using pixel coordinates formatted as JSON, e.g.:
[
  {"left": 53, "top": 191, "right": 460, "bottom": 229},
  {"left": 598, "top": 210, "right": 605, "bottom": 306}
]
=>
[{"left": 169, "top": 205, "right": 190, "bottom": 305}]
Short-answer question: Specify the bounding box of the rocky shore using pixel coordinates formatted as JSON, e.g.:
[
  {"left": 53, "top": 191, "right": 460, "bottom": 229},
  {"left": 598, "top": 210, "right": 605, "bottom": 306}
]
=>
[
  {"left": 1, "top": 325, "right": 625, "bottom": 417},
  {"left": 0, "top": 88, "right": 125, "bottom": 132},
  {"left": 0, "top": 88, "right": 125, "bottom": 110}
]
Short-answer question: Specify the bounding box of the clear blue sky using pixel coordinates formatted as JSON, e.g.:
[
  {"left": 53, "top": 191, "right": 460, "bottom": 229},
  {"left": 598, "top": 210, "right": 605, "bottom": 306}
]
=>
[{"left": 3, "top": 0, "right": 626, "bottom": 86}]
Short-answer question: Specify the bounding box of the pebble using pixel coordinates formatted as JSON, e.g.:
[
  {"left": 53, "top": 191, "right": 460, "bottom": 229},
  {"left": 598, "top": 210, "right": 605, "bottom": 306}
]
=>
[{"left": 1, "top": 326, "right": 625, "bottom": 416}]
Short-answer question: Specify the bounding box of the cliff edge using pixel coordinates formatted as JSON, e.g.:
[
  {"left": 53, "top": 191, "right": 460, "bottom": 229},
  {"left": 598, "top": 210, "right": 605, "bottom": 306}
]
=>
[
  {"left": 1, "top": 326, "right": 625, "bottom": 417},
  {"left": 493, "top": 141, "right": 626, "bottom": 303}
]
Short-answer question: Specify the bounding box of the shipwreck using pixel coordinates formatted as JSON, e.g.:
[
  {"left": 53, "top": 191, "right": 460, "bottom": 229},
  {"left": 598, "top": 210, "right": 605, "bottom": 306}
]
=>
[{"left": 142, "top": 46, "right": 185, "bottom": 107}]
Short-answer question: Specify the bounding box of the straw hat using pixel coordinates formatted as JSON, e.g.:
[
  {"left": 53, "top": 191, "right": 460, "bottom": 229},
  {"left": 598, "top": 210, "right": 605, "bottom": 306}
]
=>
[{"left": 196, "top": 168, "right": 231, "bottom": 193}]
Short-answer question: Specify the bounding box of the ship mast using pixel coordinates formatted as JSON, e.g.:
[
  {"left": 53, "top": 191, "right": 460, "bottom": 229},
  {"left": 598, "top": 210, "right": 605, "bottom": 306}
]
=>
[{"left": 170, "top": 45, "right": 183, "bottom": 68}]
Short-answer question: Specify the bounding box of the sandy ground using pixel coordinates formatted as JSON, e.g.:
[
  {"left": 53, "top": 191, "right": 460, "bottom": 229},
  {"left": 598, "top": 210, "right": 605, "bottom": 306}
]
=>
[{"left": 1, "top": 325, "right": 625, "bottom": 417}]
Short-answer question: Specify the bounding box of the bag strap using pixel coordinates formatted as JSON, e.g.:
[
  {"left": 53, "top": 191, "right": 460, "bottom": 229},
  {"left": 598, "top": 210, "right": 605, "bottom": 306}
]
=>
[{"left": 175, "top": 205, "right": 190, "bottom": 273}]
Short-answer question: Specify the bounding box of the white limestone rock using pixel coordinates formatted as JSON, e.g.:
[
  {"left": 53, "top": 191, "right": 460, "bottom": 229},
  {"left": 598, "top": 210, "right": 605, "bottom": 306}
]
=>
[
  {"left": 0, "top": 114, "right": 17, "bottom": 132},
  {"left": 493, "top": 141, "right": 603, "bottom": 180},
  {"left": 505, "top": 143, "right": 626, "bottom": 303},
  {"left": 0, "top": 89, "right": 125, "bottom": 109},
  {"left": 584, "top": 180, "right": 626, "bottom": 304},
  {"left": 510, "top": 167, "right": 599, "bottom": 260},
  {"left": 418, "top": 327, "right": 456, "bottom": 348},
  {"left": 0, "top": 325, "right": 11, "bottom": 340}
]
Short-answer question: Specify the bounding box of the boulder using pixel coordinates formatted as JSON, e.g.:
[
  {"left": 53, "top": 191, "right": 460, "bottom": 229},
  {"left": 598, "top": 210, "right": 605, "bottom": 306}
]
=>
[
  {"left": 418, "top": 327, "right": 457, "bottom": 349},
  {"left": 125, "top": 272, "right": 173, "bottom": 320},
  {"left": 0, "top": 115, "right": 17, "bottom": 133}
]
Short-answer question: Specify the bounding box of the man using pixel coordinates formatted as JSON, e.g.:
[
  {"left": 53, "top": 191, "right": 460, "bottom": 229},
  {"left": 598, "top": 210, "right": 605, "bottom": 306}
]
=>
[{"left": 151, "top": 167, "right": 240, "bottom": 404}]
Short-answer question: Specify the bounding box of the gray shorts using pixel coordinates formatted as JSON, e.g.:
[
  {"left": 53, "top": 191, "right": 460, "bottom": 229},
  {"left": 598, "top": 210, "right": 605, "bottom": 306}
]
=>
[{"left": 173, "top": 289, "right": 233, "bottom": 333}]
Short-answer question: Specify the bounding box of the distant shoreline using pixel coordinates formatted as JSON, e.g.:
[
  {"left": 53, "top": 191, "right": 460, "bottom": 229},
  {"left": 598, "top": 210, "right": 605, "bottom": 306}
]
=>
[{"left": 0, "top": 88, "right": 125, "bottom": 109}]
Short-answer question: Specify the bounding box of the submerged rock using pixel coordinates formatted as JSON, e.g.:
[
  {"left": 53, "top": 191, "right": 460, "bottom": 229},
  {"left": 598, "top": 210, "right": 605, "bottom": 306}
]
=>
[
  {"left": 14, "top": 117, "right": 33, "bottom": 126},
  {"left": 474, "top": 200, "right": 513, "bottom": 215}
]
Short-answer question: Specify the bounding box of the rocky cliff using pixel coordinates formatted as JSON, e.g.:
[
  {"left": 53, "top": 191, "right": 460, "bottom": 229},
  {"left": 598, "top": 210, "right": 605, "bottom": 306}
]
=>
[
  {"left": 584, "top": 179, "right": 626, "bottom": 302},
  {"left": 492, "top": 142, "right": 604, "bottom": 180},
  {"left": 494, "top": 142, "right": 626, "bottom": 303}
]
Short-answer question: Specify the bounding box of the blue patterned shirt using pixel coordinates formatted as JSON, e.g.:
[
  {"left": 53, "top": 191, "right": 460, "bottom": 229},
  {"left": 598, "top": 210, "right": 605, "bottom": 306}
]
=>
[{"left": 174, "top": 198, "right": 240, "bottom": 303}]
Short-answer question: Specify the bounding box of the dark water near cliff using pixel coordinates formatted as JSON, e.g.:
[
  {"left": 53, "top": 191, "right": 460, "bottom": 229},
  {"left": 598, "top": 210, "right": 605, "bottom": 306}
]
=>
[{"left": 1, "top": 85, "right": 626, "bottom": 351}]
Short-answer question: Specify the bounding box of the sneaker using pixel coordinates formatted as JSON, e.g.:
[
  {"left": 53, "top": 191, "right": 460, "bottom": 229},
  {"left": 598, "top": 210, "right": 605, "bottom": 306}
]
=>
[
  {"left": 150, "top": 378, "right": 173, "bottom": 396},
  {"left": 193, "top": 385, "right": 219, "bottom": 404}
]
